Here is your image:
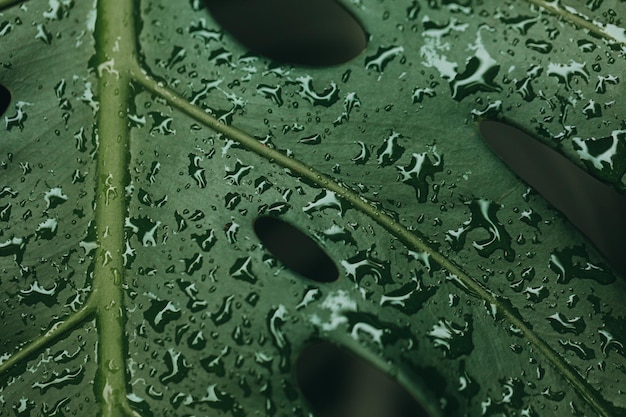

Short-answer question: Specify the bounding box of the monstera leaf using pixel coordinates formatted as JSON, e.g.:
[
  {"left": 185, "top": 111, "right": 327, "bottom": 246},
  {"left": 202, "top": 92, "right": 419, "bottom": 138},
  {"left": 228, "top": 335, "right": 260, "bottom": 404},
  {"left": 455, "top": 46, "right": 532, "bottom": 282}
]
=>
[{"left": 1, "top": 0, "right": 625, "bottom": 416}]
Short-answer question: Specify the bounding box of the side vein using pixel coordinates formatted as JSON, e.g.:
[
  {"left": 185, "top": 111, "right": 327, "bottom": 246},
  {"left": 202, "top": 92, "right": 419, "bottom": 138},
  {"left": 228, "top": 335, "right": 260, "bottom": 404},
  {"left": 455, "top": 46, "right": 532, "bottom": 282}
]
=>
[
  {"left": 525, "top": 0, "right": 626, "bottom": 47},
  {"left": 0, "top": 304, "right": 95, "bottom": 376}
]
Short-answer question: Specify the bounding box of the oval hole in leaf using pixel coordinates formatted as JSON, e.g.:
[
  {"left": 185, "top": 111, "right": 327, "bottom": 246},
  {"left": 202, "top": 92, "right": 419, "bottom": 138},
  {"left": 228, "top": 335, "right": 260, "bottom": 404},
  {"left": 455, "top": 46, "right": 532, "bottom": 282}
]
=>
[
  {"left": 296, "top": 342, "right": 434, "bottom": 417},
  {"left": 480, "top": 120, "right": 626, "bottom": 278},
  {"left": 204, "top": 0, "right": 367, "bottom": 66},
  {"left": 0, "top": 84, "right": 10, "bottom": 117},
  {"left": 254, "top": 216, "right": 338, "bottom": 282}
]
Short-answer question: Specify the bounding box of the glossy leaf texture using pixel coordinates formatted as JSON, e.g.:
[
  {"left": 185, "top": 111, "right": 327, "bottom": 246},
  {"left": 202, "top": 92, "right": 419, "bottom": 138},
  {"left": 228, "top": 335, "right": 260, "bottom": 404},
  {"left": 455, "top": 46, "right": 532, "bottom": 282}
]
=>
[{"left": 1, "top": 0, "right": 625, "bottom": 417}]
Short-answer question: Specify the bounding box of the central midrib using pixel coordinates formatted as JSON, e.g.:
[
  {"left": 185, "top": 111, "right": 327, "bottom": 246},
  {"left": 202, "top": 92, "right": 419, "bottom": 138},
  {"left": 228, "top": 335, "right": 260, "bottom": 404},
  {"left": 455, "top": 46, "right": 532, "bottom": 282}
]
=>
[{"left": 92, "top": 0, "right": 138, "bottom": 415}]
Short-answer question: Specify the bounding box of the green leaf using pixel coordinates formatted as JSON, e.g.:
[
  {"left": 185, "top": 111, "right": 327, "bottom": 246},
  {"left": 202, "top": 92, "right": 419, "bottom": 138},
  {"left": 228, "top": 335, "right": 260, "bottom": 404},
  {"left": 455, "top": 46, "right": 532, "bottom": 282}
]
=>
[{"left": 1, "top": 0, "right": 625, "bottom": 416}]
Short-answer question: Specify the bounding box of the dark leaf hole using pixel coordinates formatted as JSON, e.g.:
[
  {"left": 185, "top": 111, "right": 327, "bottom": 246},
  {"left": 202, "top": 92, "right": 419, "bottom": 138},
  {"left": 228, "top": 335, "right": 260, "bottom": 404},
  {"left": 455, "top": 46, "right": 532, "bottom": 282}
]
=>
[
  {"left": 254, "top": 216, "right": 338, "bottom": 282},
  {"left": 480, "top": 120, "right": 626, "bottom": 278},
  {"left": 204, "top": 0, "right": 367, "bottom": 67},
  {"left": 296, "top": 342, "right": 434, "bottom": 417},
  {"left": 0, "top": 84, "right": 10, "bottom": 117}
]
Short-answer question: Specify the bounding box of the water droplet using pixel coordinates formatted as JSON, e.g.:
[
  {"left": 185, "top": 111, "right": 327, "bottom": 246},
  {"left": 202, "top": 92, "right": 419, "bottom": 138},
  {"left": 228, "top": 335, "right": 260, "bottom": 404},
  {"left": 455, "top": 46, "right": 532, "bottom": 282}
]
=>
[
  {"left": 446, "top": 198, "right": 515, "bottom": 262},
  {"left": 365, "top": 45, "right": 404, "bottom": 72},
  {"left": 547, "top": 312, "right": 586, "bottom": 336},
  {"left": 428, "top": 315, "right": 474, "bottom": 358},
  {"left": 341, "top": 245, "right": 393, "bottom": 286}
]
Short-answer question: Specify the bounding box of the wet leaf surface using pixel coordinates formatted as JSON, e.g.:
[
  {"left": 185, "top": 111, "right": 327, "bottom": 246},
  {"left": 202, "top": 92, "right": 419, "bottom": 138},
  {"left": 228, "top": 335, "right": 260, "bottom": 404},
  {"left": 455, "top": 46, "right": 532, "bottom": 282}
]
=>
[{"left": 1, "top": 0, "right": 625, "bottom": 416}]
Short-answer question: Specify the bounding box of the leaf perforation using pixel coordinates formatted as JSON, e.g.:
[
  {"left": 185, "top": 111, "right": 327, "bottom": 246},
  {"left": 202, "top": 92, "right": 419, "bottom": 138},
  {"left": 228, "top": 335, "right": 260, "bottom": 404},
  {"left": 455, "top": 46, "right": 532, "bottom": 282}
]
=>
[{"left": 1, "top": 0, "right": 625, "bottom": 416}]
